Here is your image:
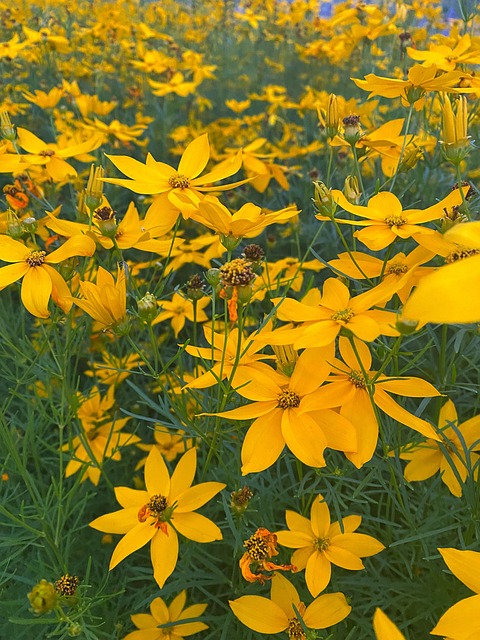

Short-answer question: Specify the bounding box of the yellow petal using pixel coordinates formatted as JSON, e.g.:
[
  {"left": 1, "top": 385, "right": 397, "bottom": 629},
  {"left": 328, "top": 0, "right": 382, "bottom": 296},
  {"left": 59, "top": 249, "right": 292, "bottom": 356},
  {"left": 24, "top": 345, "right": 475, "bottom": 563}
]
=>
[
  {"left": 374, "top": 388, "right": 439, "bottom": 441},
  {"left": 270, "top": 573, "right": 300, "bottom": 619},
  {"left": 304, "top": 592, "right": 351, "bottom": 629},
  {"left": 376, "top": 376, "right": 440, "bottom": 397},
  {"left": 16, "top": 127, "right": 47, "bottom": 153},
  {"left": 229, "top": 596, "right": 287, "bottom": 634},
  {"left": 89, "top": 507, "right": 140, "bottom": 534},
  {"left": 21, "top": 266, "right": 52, "bottom": 318},
  {"left": 241, "top": 410, "right": 285, "bottom": 475},
  {"left": 177, "top": 133, "right": 210, "bottom": 178},
  {"left": 332, "top": 533, "right": 385, "bottom": 557},
  {"left": 431, "top": 594, "right": 480, "bottom": 639},
  {"left": 285, "top": 510, "right": 314, "bottom": 537},
  {"left": 130, "top": 613, "right": 157, "bottom": 630},
  {"left": 276, "top": 530, "right": 312, "bottom": 549},
  {"left": 0, "top": 236, "right": 30, "bottom": 262},
  {"left": 172, "top": 512, "right": 222, "bottom": 542},
  {"left": 281, "top": 410, "right": 327, "bottom": 468},
  {"left": 168, "top": 591, "right": 187, "bottom": 622},
  {"left": 342, "top": 392, "right": 378, "bottom": 468},
  {"left": 0, "top": 262, "right": 29, "bottom": 288},
  {"left": 290, "top": 346, "right": 333, "bottom": 395},
  {"left": 109, "top": 522, "right": 156, "bottom": 570},
  {"left": 324, "top": 545, "right": 365, "bottom": 570},
  {"left": 169, "top": 447, "right": 197, "bottom": 501},
  {"left": 114, "top": 487, "right": 149, "bottom": 509},
  {"left": 373, "top": 608, "right": 405, "bottom": 640},
  {"left": 305, "top": 550, "right": 332, "bottom": 596},
  {"left": 46, "top": 234, "right": 96, "bottom": 263},
  {"left": 439, "top": 548, "right": 480, "bottom": 594},
  {"left": 150, "top": 523, "right": 178, "bottom": 588},
  {"left": 149, "top": 597, "right": 169, "bottom": 624},
  {"left": 175, "top": 481, "right": 225, "bottom": 513},
  {"left": 310, "top": 495, "right": 331, "bottom": 538},
  {"left": 145, "top": 447, "right": 171, "bottom": 497}
]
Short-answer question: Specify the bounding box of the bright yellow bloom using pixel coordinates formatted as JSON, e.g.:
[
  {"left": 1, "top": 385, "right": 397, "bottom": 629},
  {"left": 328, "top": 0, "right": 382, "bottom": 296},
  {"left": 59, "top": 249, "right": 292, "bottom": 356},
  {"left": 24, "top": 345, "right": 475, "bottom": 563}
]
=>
[
  {"left": 152, "top": 292, "right": 209, "bottom": 337},
  {"left": 214, "top": 346, "right": 357, "bottom": 474},
  {"left": 103, "top": 133, "right": 244, "bottom": 219},
  {"left": 229, "top": 573, "right": 351, "bottom": 636},
  {"left": 353, "top": 64, "right": 467, "bottom": 109},
  {"left": 89, "top": 447, "right": 225, "bottom": 588},
  {"left": 124, "top": 591, "right": 208, "bottom": 640},
  {"left": 148, "top": 72, "right": 198, "bottom": 97},
  {"left": 397, "top": 399, "right": 480, "bottom": 497},
  {"left": 402, "top": 221, "right": 480, "bottom": 324},
  {"left": 431, "top": 548, "right": 480, "bottom": 639},
  {"left": 276, "top": 495, "right": 384, "bottom": 596},
  {"left": 302, "top": 337, "right": 441, "bottom": 467},
  {"left": 0, "top": 234, "right": 96, "bottom": 318},
  {"left": 407, "top": 34, "right": 480, "bottom": 72},
  {"left": 136, "top": 425, "right": 193, "bottom": 467},
  {"left": 327, "top": 189, "right": 464, "bottom": 251},
  {"left": 71, "top": 265, "right": 128, "bottom": 332},
  {"left": 373, "top": 609, "right": 405, "bottom": 640},
  {"left": 23, "top": 87, "right": 64, "bottom": 109}
]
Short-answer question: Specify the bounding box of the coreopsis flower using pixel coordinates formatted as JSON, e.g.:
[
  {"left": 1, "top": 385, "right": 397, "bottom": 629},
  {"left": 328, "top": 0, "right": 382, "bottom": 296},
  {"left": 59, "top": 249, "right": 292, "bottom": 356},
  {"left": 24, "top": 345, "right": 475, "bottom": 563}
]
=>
[
  {"left": 276, "top": 495, "right": 384, "bottom": 596},
  {"left": 90, "top": 447, "right": 225, "bottom": 588},
  {"left": 23, "top": 87, "right": 64, "bottom": 109},
  {"left": 183, "top": 325, "right": 279, "bottom": 390},
  {"left": 402, "top": 221, "right": 480, "bottom": 323},
  {"left": 102, "top": 133, "right": 245, "bottom": 220},
  {"left": 230, "top": 573, "right": 351, "bottom": 637},
  {"left": 124, "top": 591, "right": 208, "bottom": 640},
  {"left": 213, "top": 346, "right": 357, "bottom": 474},
  {"left": 84, "top": 352, "right": 141, "bottom": 386},
  {"left": 353, "top": 64, "right": 467, "bottom": 109},
  {"left": 136, "top": 425, "right": 193, "bottom": 467},
  {"left": 407, "top": 34, "right": 480, "bottom": 72},
  {"left": 325, "top": 189, "right": 464, "bottom": 251},
  {"left": 396, "top": 399, "right": 480, "bottom": 497},
  {"left": 0, "top": 234, "right": 96, "bottom": 318},
  {"left": 373, "top": 609, "right": 405, "bottom": 640},
  {"left": 152, "top": 291, "right": 210, "bottom": 337},
  {"left": 71, "top": 265, "right": 129, "bottom": 333},
  {"left": 239, "top": 528, "right": 295, "bottom": 583},
  {"left": 431, "top": 548, "right": 480, "bottom": 639},
  {"left": 302, "top": 336, "right": 441, "bottom": 467}
]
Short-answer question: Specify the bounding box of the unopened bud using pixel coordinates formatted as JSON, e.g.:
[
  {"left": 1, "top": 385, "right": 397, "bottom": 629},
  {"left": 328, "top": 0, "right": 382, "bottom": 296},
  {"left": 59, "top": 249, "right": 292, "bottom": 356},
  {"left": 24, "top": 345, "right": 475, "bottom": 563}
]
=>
[
  {"left": 137, "top": 292, "right": 158, "bottom": 323},
  {"left": 396, "top": 315, "right": 418, "bottom": 335},
  {"left": 22, "top": 216, "right": 38, "bottom": 233},
  {"left": 28, "top": 579, "right": 58, "bottom": 615},
  {"left": 93, "top": 205, "right": 117, "bottom": 238},
  {"left": 398, "top": 146, "right": 423, "bottom": 173},
  {"left": 186, "top": 274, "right": 205, "bottom": 300},
  {"left": 325, "top": 94, "right": 339, "bottom": 139},
  {"left": 230, "top": 486, "right": 253, "bottom": 514},
  {"left": 205, "top": 268, "right": 221, "bottom": 287},
  {"left": 313, "top": 181, "right": 337, "bottom": 219},
  {"left": 342, "top": 114, "right": 362, "bottom": 145},
  {"left": 6, "top": 209, "right": 23, "bottom": 239},
  {"left": 343, "top": 175, "right": 361, "bottom": 204},
  {"left": 0, "top": 110, "right": 15, "bottom": 140},
  {"left": 85, "top": 165, "right": 104, "bottom": 211}
]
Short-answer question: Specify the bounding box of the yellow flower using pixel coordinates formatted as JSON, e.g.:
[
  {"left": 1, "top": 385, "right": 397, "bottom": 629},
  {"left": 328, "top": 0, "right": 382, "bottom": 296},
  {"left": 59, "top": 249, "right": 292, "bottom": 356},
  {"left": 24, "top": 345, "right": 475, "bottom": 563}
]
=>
[
  {"left": 136, "top": 425, "right": 193, "bottom": 467},
  {"left": 103, "top": 133, "right": 245, "bottom": 219},
  {"left": 89, "top": 447, "right": 225, "bottom": 588},
  {"left": 397, "top": 399, "right": 480, "bottom": 497},
  {"left": 407, "top": 34, "right": 480, "bottom": 72},
  {"left": 72, "top": 265, "right": 128, "bottom": 333},
  {"left": 276, "top": 495, "right": 384, "bottom": 596},
  {"left": 214, "top": 346, "right": 357, "bottom": 474},
  {"left": 373, "top": 608, "right": 405, "bottom": 640},
  {"left": 229, "top": 573, "right": 351, "bottom": 636},
  {"left": 302, "top": 336, "right": 441, "bottom": 467},
  {"left": 124, "top": 591, "right": 208, "bottom": 640},
  {"left": 353, "top": 64, "right": 467, "bottom": 109},
  {"left": 431, "top": 548, "right": 480, "bottom": 639},
  {"left": 23, "top": 87, "right": 64, "bottom": 109},
  {"left": 327, "top": 189, "right": 464, "bottom": 251},
  {"left": 152, "top": 291, "right": 210, "bottom": 337},
  {"left": 0, "top": 234, "right": 95, "bottom": 318}
]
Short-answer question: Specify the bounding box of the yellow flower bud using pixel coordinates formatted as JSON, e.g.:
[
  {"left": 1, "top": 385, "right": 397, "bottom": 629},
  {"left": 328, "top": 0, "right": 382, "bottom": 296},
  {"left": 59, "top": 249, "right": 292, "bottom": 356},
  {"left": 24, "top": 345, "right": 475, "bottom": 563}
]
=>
[
  {"left": 28, "top": 579, "right": 58, "bottom": 615},
  {"left": 85, "top": 165, "right": 104, "bottom": 212},
  {"left": 441, "top": 96, "right": 470, "bottom": 165},
  {"left": 325, "top": 93, "right": 339, "bottom": 139},
  {"left": 0, "top": 110, "right": 15, "bottom": 140},
  {"left": 343, "top": 175, "right": 361, "bottom": 204}
]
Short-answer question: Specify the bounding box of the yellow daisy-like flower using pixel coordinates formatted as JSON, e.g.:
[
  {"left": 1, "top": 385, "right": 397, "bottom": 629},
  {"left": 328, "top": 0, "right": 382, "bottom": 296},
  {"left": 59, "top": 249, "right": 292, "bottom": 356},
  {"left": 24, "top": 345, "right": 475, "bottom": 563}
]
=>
[
  {"left": 0, "top": 234, "right": 96, "bottom": 318},
  {"left": 276, "top": 495, "right": 385, "bottom": 596},
  {"left": 89, "top": 447, "right": 225, "bottom": 588},
  {"left": 229, "top": 573, "right": 351, "bottom": 637},
  {"left": 124, "top": 591, "right": 208, "bottom": 640},
  {"left": 152, "top": 291, "right": 210, "bottom": 338}
]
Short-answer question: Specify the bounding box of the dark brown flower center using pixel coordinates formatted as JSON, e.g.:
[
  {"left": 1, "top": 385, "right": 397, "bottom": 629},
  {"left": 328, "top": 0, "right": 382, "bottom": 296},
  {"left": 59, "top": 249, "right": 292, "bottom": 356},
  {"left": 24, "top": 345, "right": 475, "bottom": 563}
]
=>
[
  {"left": 349, "top": 369, "right": 367, "bottom": 389},
  {"left": 277, "top": 390, "right": 301, "bottom": 409},
  {"left": 244, "top": 533, "right": 269, "bottom": 561},
  {"left": 168, "top": 173, "right": 190, "bottom": 189},
  {"left": 385, "top": 215, "right": 407, "bottom": 228},
  {"left": 219, "top": 258, "right": 255, "bottom": 286},
  {"left": 26, "top": 250, "right": 46, "bottom": 266},
  {"left": 287, "top": 617, "right": 306, "bottom": 640},
  {"left": 445, "top": 247, "right": 480, "bottom": 263},
  {"left": 386, "top": 262, "right": 408, "bottom": 275}
]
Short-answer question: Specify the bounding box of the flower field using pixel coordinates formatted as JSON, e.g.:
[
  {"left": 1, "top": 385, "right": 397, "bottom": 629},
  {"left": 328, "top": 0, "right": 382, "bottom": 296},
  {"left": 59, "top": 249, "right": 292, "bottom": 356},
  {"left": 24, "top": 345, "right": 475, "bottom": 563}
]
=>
[{"left": 1, "top": 0, "right": 480, "bottom": 638}]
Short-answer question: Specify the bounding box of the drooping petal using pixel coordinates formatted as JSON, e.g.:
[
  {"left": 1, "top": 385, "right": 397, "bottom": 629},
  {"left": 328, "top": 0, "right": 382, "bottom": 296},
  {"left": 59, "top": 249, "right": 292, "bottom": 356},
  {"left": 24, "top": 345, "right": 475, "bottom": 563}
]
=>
[
  {"left": 439, "top": 548, "right": 480, "bottom": 594},
  {"left": 109, "top": 521, "right": 156, "bottom": 570},
  {"left": 46, "top": 234, "right": 96, "bottom": 263},
  {"left": 150, "top": 523, "right": 179, "bottom": 588},
  {"left": 144, "top": 447, "right": 171, "bottom": 497},
  {"left": 374, "top": 388, "right": 439, "bottom": 441},
  {"left": 430, "top": 594, "right": 480, "bottom": 639},
  {"left": 21, "top": 266, "right": 52, "bottom": 318},
  {"left": 241, "top": 409, "right": 285, "bottom": 475},
  {"left": 175, "top": 482, "right": 225, "bottom": 513},
  {"left": 0, "top": 262, "right": 29, "bottom": 288},
  {"left": 281, "top": 410, "right": 327, "bottom": 469},
  {"left": 229, "top": 596, "right": 287, "bottom": 634},
  {"left": 341, "top": 392, "right": 379, "bottom": 468},
  {"left": 305, "top": 550, "right": 332, "bottom": 596},
  {"left": 304, "top": 592, "right": 352, "bottom": 629}
]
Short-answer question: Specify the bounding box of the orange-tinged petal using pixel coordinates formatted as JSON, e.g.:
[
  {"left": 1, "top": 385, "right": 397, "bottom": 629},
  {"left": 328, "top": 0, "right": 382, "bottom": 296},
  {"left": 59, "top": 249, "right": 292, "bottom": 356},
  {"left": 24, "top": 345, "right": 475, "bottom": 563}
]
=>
[
  {"left": 175, "top": 481, "right": 225, "bottom": 513},
  {"left": 109, "top": 521, "right": 156, "bottom": 570},
  {"left": 145, "top": 447, "right": 171, "bottom": 497},
  {"left": 310, "top": 495, "right": 331, "bottom": 538},
  {"left": 229, "top": 596, "right": 287, "bottom": 634},
  {"left": 281, "top": 410, "right": 327, "bottom": 468},
  {"left": 347, "top": 314, "right": 381, "bottom": 342},
  {"left": 304, "top": 592, "right": 351, "bottom": 629},
  {"left": 339, "top": 335, "right": 372, "bottom": 371},
  {"left": 114, "top": 487, "right": 149, "bottom": 509},
  {"left": 439, "top": 548, "right": 480, "bottom": 594},
  {"left": 270, "top": 573, "right": 300, "bottom": 619},
  {"left": 0, "top": 262, "right": 29, "bottom": 288},
  {"left": 172, "top": 512, "right": 222, "bottom": 542},
  {"left": 300, "top": 381, "right": 356, "bottom": 411},
  {"left": 89, "top": 507, "right": 140, "bottom": 534},
  {"left": 373, "top": 609, "right": 406, "bottom": 640},
  {"left": 169, "top": 447, "right": 196, "bottom": 501},
  {"left": 324, "top": 545, "right": 365, "bottom": 570},
  {"left": 0, "top": 236, "right": 30, "bottom": 262},
  {"left": 431, "top": 594, "right": 480, "bottom": 639},
  {"left": 150, "top": 523, "right": 178, "bottom": 588},
  {"left": 21, "top": 266, "right": 52, "bottom": 318},
  {"left": 293, "top": 321, "right": 340, "bottom": 349},
  {"left": 241, "top": 409, "right": 285, "bottom": 474},
  {"left": 178, "top": 133, "right": 210, "bottom": 178},
  {"left": 332, "top": 533, "right": 385, "bottom": 557},
  {"left": 46, "top": 234, "right": 96, "bottom": 263},
  {"left": 305, "top": 550, "right": 332, "bottom": 596}
]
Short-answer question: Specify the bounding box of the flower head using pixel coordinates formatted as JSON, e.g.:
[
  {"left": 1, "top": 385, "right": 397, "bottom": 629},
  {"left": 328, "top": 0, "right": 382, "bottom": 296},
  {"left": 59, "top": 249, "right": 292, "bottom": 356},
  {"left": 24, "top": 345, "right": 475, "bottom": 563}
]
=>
[{"left": 239, "top": 527, "right": 295, "bottom": 584}]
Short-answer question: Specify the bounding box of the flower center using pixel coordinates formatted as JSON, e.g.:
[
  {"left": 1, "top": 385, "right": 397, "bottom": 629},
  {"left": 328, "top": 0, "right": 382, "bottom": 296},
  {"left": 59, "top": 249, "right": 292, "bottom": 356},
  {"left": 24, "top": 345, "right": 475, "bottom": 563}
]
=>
[
  {"left": 445, "top": 247, "right": 480, "bottom": 263},
  {"left": 386, "top": 262, "right": 408, "bottom": 275},
  {"left": 244, "top": 533, "right": 269, "bottom": 562},
  {"left": 384, "top": 215, "right": 407, "bottom": 227},
  {"left": 313, "top": 537, "right": 330, "bottom": 551},
  {"left": 168, "top": 173, "right": 190, "bottom": 189},
  {"left": 349, "top": 369, "right": 367, "bottom": 389},
  {"left": 94, "top": 205, "right": 115, "bottom": 221},
  {"left": 26, "top": 250, "right": 46, "bottom": 266},
  {"left": 138, "top": 494, "right": 171, "bottom": 529},
  {"left": 287, "top": 618, "right": 306, "bottom": 640},
  {"left": 219, "top": 258, "right": 255, "bottom": 286},
  {"left": 277, "top": 389, "right": 301, "bottom": 409},
  {"left": 331, "top": 307, "right": 354, "bottom": 322},
  {"left": 39, "top": 149, "right": 55, "bottom": 157}
]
